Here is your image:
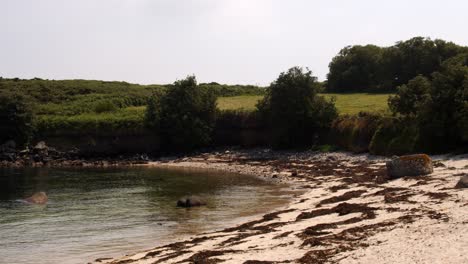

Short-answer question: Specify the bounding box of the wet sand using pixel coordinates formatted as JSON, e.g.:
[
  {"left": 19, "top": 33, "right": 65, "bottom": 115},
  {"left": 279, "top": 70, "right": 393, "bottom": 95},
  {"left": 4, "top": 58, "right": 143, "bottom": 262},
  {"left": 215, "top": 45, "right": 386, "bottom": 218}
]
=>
[{"left": 94, "top": 149, "right": 468, "bottom": 264}]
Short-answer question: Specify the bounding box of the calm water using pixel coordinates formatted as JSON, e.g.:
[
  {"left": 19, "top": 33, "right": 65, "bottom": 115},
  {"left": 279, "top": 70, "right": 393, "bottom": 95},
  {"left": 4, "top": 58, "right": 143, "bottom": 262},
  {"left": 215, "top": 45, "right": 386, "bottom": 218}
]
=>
[{"left": 0, "top": 167, "right": 295, "bottom": 264}]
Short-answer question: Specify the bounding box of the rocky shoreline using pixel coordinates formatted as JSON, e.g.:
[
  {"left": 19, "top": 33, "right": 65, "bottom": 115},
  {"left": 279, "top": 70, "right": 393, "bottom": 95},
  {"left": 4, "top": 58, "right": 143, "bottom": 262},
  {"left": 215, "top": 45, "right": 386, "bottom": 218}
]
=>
[
  {"left": 0, "top": 141, "right": 151, "bottom": 168},
  {"left": 86, "top": 149, "right": 468, "bottom": 264}
]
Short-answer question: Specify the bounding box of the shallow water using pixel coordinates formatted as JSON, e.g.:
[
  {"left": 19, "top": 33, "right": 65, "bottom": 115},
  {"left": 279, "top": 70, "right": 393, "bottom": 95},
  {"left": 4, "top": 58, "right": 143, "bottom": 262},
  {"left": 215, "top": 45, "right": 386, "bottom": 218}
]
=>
[{"left": 0, "top": 166, "right": 294, "bottom": 264}]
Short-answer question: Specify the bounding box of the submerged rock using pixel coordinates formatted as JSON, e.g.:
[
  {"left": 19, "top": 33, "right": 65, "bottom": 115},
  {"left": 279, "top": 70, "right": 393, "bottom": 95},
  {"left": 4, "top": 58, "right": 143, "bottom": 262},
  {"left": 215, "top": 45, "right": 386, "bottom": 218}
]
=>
[
  {"left": 24, "top": 192, "right": 48, "bottom": 204},
  {"left": 455, "top": 175, "right": 468, "bottom": 189},
  {"left": 177, "top": 196, "right": 206, "bottom": 207},
  {"left": 386, "top": 154, "right": 433, "bottom": 179}
]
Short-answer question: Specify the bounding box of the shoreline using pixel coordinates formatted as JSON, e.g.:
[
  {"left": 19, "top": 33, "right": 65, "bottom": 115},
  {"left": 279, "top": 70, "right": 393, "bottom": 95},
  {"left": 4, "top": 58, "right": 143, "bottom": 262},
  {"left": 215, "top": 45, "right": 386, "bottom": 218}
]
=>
[{"left": 91, "top": 149, "right": 468, "bottom": 264}]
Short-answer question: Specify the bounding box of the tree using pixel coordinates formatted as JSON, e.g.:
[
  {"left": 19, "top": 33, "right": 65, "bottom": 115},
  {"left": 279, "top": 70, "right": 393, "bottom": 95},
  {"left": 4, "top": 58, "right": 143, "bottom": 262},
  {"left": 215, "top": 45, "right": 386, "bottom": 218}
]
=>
[
  {"left": 388, "top": 75, "right": 432, "bottom": 115},
  {"left": 388, "top": 53, "right": 468, "bottom": 152},
  {"left": 0, "top": 92, "right": 35, "bottom": 146},
  {"left": 157, "top": 76, "right": 217, "bottom": 152},
  {"left": 326, "top": 37, "right": 467, "bottom": 93},
  {"left": 258, "top": 67, "right": 338, "bottom": 149},
  {"left": 327, "top": 45, "right": 384, "bottom": 92}
]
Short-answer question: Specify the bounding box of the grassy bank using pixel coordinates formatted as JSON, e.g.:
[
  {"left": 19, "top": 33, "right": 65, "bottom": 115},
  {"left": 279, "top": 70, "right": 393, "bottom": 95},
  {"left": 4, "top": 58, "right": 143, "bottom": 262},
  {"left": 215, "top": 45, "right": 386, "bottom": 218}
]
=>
[{"left": 35, "top": 93, "right": 391, "bottom": 136}]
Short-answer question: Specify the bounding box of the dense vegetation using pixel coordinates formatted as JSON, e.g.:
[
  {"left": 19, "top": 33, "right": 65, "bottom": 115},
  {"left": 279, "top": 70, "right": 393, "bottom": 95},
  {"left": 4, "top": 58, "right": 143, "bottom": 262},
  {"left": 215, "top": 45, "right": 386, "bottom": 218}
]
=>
[
  {"left": 327, "top": 37, "right": 468, "bottom": 92},
  {"left": 0, "top": 36, "right": 466, "bottom": 155},
  {"left": 0, "top": 93, "right": 34, "bottom": 146},
  {"left": 386, "top": 53, "right": 468, "bottom": 153},
  {"left": 0, "top": 78, "right": 263, "bottom": 141},
  {"left": 257, "top": 67, "right": 337, "bottom": 149},
  {"left": 146, "top": 76, "right": 217, "bottom": 152}
]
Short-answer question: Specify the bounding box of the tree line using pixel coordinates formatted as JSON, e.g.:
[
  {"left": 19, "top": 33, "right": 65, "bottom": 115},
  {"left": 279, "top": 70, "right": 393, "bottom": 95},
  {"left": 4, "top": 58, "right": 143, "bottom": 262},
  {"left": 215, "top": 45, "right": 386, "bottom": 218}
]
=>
[
  {"left": 327, "top": 37, "right": 468, "bottom": 92},
  {"left": 1, "top": 36, "right": 467, "bottom": 154}
]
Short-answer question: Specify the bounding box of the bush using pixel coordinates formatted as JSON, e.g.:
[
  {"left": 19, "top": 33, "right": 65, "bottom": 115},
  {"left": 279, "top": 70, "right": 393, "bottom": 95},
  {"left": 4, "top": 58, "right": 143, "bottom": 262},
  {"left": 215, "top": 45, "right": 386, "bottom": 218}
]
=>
[
  {"left": 330, "top": 112, "right": 382, "bottom": 153},
  {"left": 257, "top": 67, "right": 338, "bottom": 149},
  {"left": 0, "top": 92, "right": 35, "bottom": 146},
  {"left": 94, "top": 100, "right": 118, "bottom": 113},
  {"left": 388, "top": 52, "right": 468, "bottom": 152},
  {"left": 215, "top": 110, "right": 263, "bottom": 129},
  {"left": 156, "top": 76, "right": 217, "bottom": 152},
  {"left": 369, "top": 118, "right": 419, "bottom": 155}
]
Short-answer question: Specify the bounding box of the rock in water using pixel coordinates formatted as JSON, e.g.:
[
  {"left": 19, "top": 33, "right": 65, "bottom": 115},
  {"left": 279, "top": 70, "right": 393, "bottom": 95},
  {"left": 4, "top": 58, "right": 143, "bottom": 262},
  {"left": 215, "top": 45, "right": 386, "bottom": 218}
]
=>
[
  {"left": 177, "top": 196, "right": 206, "bottom": 207},
  {"left": 455, "top": 175, "right": 468, "bottom": 188},
  {"left": 24, "top": 192, "right": 48, "bottom": 204},
  {"left": 386, "top": 154, "right": 433, "bottom": 179}
]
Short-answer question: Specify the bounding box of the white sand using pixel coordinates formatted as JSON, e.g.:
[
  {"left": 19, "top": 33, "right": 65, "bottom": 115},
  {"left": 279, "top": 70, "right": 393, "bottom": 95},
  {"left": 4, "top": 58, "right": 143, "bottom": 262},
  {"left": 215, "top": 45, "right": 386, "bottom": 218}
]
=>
[{"left": 95, "top": 151, "right": 468, "bottom": 264}]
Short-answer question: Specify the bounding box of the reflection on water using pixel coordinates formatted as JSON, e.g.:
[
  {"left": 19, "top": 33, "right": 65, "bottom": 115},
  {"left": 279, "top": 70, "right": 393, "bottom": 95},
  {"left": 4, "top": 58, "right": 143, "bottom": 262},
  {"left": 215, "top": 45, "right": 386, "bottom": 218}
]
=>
[{"left": 0, "top": 167, "right": 294, "bottom": 264}]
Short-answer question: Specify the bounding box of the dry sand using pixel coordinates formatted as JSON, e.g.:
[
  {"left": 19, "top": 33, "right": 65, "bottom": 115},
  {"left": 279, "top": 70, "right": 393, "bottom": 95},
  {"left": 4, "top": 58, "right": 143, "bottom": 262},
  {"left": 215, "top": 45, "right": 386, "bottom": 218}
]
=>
[{"left": 94, "top": 150, "right": 468, "bottom": 264}]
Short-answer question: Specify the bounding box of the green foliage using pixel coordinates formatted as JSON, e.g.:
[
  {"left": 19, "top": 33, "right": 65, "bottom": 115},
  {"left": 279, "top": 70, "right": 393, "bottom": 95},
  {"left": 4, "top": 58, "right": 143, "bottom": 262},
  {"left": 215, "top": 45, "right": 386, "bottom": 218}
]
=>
[
  {"left": 327, "top": 45, "right": 385, "bottom": 92},
  {"left": 0, "top": 78, "right": 161, "bottom": 116},
  {"left": 215, "top": 109, "right": 263, "bottom": 129},
  {"left": 36, "top": 107, "right": 145, "bottom": 136},
  {"left": 0, "top": 92, "right": 35, "bottom": 146},
  {"left": 198, "top": 83, "right": 265, "bottom": 97},
  {"left": 369, "top": 118, "right": 419, "bottom": 155},
  {"left": 94, "top": 100, "right": 118, "bottom": 113},
  {"left": 388, "top": 53, "right": 468, "bottom": 152},
  {"left": 327, "top": 37, "right": 467, "bottom": 93},
  {"left": 388, "top": 76, "right": 431, "bottom": 115},
  {"left": 158, "top": 76, "right": 217, "bottom": 151},
  {"left": 257, "top": 67, "right": 338, "bottom": 149},
  {"left": 144, "top": 93, "right": 162, "bottom": 130},
  {"left": 331, "top": 112, "right": 383, "bottom": 153}
]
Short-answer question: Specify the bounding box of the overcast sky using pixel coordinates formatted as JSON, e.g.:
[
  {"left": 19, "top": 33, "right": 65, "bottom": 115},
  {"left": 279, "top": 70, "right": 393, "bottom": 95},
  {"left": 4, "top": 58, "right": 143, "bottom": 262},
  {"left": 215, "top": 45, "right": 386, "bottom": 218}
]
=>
[{"left": 1, "top": 0, "right": 467, "bottom": 85}]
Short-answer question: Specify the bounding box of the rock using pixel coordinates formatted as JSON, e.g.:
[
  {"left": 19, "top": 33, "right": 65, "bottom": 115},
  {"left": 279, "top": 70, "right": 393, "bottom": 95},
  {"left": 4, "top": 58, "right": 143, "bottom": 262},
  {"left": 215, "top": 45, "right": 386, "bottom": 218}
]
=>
[
  {"left": 0, "top": 140, "right": 17, "bottom": 161},
  {"left": 24, "top": 192, "right": 48, "bottom": 204},
  {"left": 177, "top": 196, "right": 206, "bottom": 207},
  {"left": 0, "top": 152, "right": 16, "bottom": 161},
  {"left": 33, "top": 141, "right": 48, "bottom": 151},
  {"left": 0, "top": 140, "right": 16, "bottom": 151},
  {"left": 455, "top": 175, "right": 468, "bottom": 189},
  {"left": 386, "top": 154, "right": 433, "bottom": 179}
]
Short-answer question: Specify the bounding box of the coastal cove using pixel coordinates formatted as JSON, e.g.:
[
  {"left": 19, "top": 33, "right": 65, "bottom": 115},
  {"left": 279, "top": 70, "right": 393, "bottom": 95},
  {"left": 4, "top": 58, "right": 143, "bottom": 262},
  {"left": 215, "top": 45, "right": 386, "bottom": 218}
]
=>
[
  {"left": 96, "top": 150, "right": 468, "bottom": 264},
  {"left": 0, "top": 166, "right": 298, "bottom": 264}
]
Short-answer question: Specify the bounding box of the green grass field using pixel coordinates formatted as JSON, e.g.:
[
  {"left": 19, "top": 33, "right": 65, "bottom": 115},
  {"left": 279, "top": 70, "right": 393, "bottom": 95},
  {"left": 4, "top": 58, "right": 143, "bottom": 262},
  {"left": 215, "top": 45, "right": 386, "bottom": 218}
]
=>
[
  {"left": 217, "top": 93, "right": 392, "bottom": 115},
  {"left": 36, "top": 93, "right": 391, "bottom": 134}
]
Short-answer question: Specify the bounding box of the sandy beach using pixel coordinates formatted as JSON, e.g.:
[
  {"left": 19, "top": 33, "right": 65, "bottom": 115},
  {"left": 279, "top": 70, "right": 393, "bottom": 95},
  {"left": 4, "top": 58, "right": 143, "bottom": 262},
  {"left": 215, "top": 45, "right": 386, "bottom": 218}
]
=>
[{"left": 94, "top": 149, "right": 468, "bottom": 264}]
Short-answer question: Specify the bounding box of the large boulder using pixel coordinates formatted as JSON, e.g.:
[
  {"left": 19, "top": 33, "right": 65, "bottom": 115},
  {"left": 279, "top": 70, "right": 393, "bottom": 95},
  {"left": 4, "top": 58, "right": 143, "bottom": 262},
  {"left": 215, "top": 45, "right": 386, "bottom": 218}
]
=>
[
  {"left": 455, "top": 175, "right": 468, "bottom": 189},
  {"left": 24, "top": 192, "right": 48, "bottom": 204},
  {"left": 386, "top": 154, "right": 433, "bottom": 179},
  {"left": 177, "top": 196, "right": 206, "bottom": 208}
]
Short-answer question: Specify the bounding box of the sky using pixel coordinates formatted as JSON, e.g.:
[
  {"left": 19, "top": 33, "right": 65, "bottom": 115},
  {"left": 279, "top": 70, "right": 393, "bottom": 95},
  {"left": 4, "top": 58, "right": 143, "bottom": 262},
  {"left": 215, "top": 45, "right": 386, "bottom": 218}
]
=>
[{"left": 1, "top": 0, "right": 467, "bottom": 86}]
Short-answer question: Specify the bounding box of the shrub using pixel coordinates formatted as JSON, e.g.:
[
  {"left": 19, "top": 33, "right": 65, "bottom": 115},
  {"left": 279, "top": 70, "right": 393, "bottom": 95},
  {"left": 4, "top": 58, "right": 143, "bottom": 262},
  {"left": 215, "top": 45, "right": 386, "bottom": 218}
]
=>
[
  {"left": 369, "top": 118, "right": 418, "bottom": 155},
  {"left": 388, "top": 52, "right": 468, "bottom": 152},
  {"left": 215, "top": 110, "right": 263, "bottom": 129},
  {"left": 94, "top": 100, "right": 118, "bottom": 113},
  {"left": 157, "top": 76, "right": 217, "bottom": 152},
  {"left": 0, "top": 92, "right": 35, "bottom": 146},
  {"left": 330, "top": 112, "right": 382, "bottom": 152},
  {"left": 257, "top": 67, "right": 338, "bottom": 149}
]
